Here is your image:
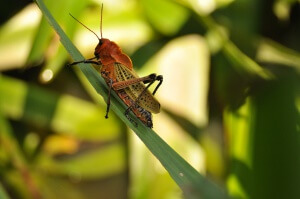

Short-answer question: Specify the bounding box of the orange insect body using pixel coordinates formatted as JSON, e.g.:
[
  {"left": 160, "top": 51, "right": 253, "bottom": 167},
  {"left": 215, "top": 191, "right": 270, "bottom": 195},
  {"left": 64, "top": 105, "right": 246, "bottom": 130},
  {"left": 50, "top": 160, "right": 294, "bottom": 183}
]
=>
[
  {"left": 69, "top": 6, "right": 162, "bottom": 128},
  {"left": 96, "top": 38, "right": 155, "bottom": 127}
]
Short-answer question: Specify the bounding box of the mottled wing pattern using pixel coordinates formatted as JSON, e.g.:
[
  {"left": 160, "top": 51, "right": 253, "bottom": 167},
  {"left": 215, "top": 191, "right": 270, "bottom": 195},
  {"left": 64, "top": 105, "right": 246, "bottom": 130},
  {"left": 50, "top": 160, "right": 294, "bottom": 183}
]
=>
[{"left": 114, "top": 63, "right": 160, "bottom": 113}]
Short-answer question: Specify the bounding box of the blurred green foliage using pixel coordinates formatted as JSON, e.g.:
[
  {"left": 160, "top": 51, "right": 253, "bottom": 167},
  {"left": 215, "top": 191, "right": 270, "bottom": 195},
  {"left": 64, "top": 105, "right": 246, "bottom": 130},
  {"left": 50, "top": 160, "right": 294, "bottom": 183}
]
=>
[{"left": 0, "top": 0, "right": 299, "bottom": 199}]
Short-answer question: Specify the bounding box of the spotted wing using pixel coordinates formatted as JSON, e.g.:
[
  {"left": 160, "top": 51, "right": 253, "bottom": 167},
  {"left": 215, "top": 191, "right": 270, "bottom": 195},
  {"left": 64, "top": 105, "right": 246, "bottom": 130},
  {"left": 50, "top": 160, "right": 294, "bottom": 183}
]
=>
[{"left": 114, "top": 63, "right": 160, "bottom": 113}]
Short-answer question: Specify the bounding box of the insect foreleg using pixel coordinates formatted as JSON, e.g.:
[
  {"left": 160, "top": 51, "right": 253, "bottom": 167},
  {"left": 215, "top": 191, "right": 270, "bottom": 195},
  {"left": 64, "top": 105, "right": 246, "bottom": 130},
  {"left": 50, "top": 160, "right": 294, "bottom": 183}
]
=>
[
  {"left": 68, "top": 57, "right": 101, "bottom": 66},
  {"left": 105, "top": 79, "right": 113, "bottom": 119}
]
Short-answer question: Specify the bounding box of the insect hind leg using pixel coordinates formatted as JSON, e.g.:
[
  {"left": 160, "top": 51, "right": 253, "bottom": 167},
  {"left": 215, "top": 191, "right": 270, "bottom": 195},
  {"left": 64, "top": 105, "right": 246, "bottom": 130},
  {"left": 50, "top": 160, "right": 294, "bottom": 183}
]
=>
[
  {"left": 142, "top": 74, "right": 163, "bottom": 95},
  {"left": 152, "top": 75, "right": 163, "bottom": 95},
  {"left": 125, "top": 74, "right": 160, "bottom": 115}
]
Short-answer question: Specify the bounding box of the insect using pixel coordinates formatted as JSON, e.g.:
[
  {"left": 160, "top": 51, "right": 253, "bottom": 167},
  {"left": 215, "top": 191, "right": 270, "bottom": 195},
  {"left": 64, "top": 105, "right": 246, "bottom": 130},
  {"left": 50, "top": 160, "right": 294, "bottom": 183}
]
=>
[{"left": 68, "top": 5, "right": 163, "bottom": 128}]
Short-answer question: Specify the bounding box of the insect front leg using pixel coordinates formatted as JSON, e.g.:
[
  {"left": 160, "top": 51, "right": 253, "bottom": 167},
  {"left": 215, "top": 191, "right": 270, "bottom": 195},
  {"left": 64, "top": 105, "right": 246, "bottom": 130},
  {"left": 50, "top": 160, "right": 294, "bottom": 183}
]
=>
[{"left": 67, "top": 57, "right": 101, "bottom": 66}]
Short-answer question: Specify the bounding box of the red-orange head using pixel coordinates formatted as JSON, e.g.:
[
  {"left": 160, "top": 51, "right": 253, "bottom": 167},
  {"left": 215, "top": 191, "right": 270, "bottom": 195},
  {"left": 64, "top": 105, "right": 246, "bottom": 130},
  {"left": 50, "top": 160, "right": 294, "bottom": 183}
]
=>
[
  {"left": 94, "top": 38, "right": 132, "bottom": 68},
  {"left": 70, "top": 4, "right": 132, "bottom": 68},
  {"left": 94, "top": 38, "right": 121, "bottom": 56},
  {"left": 94, "top": 38, "right": 113, "bottom": 58}
]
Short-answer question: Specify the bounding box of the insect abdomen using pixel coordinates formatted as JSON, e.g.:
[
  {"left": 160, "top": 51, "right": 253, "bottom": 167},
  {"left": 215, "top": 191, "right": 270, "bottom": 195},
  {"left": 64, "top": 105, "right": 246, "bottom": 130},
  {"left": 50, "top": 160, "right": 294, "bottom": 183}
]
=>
[{"left": 117, "top": 89, "right": 153, "bottom": 128}]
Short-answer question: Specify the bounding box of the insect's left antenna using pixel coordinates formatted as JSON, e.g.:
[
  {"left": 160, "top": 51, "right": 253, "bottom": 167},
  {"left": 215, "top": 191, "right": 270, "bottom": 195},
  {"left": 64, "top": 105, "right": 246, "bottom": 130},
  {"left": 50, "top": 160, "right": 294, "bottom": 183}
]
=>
[{"left": 69, "top": 13, "right": 100, "bottom": 41}]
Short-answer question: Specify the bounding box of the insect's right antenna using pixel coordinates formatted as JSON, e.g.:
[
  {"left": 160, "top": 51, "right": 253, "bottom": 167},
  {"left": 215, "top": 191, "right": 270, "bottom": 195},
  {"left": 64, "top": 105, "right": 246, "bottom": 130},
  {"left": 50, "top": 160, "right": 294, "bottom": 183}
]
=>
[
  {"left": 69, "top": 13, "right": 101, "bottom": 41},
  {"left": 100, "top": 3, "right": 103, "bottom": 38}
]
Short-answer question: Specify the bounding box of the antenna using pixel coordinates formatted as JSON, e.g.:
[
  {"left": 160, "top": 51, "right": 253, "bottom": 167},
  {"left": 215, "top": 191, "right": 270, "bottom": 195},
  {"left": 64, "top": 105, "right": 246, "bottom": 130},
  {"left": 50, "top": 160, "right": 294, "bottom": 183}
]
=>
[
  {"left": 100, "top": 3, "right": 103, "bottom": 38},
  {"left": 69, "top": 13, "right": 100, "bottom": 41}
]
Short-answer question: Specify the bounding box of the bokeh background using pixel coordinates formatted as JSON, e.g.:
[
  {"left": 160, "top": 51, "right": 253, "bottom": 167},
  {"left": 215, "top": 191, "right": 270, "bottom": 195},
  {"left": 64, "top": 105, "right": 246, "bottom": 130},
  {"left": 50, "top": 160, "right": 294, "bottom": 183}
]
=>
[{"left": 0, "top": 0, "right": 299, "bottom": 198}]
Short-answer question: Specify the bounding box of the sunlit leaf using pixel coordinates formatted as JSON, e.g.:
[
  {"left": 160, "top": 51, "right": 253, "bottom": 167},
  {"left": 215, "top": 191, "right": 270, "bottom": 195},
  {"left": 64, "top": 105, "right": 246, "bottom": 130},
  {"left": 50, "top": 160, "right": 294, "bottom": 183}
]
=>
[
  {"left": 0, "top": 4, "right": 39, "bottom": 70},
  {"left": 0, "top": 75, "right": 120, "bottom": 140},
  {"left": 141, "top": 0, "right": 189, "bottom": 35},
  {"left": 40, "top": 143, "right": 125, "bottom": 179},
  {"left": 256, "top": 38, "right": 300, "bottom": 73}
]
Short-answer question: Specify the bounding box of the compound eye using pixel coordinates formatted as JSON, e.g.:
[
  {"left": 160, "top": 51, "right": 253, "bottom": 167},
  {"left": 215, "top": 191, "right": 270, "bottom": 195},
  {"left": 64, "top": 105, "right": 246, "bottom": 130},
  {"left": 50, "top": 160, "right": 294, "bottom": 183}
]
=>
[{"left": 94, "top": 51, "right": 99, "bottom": 59}]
